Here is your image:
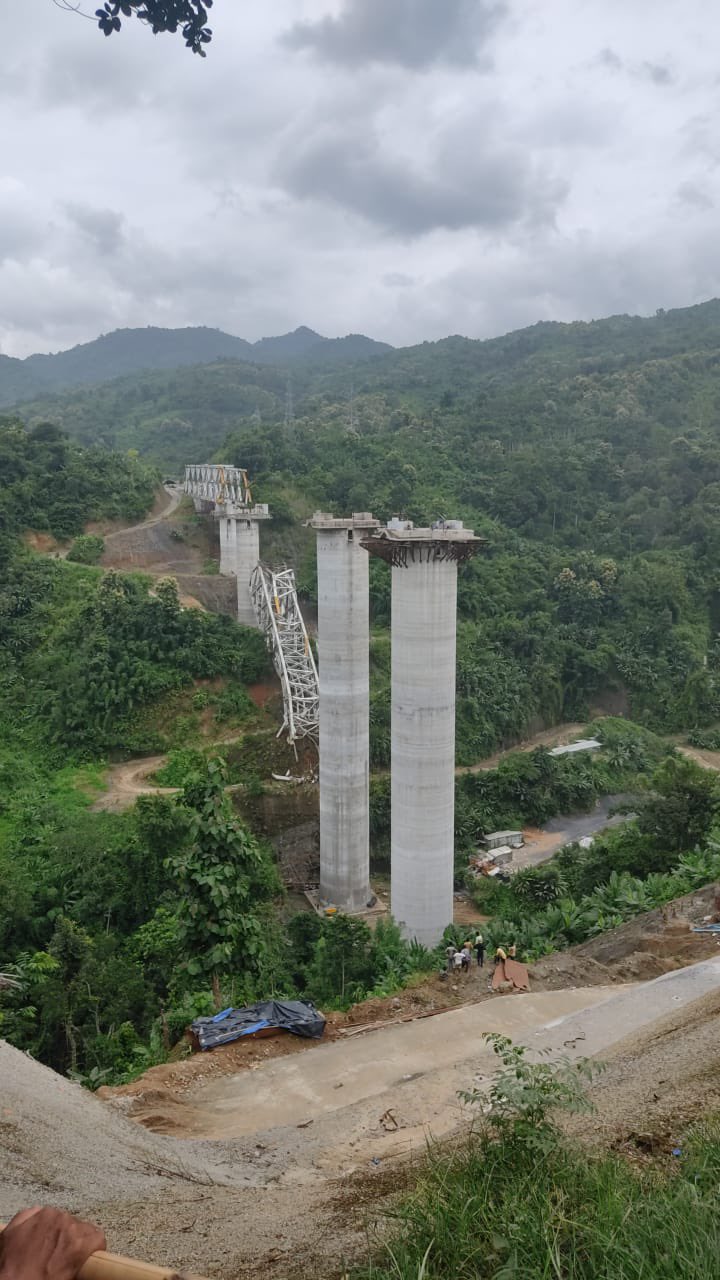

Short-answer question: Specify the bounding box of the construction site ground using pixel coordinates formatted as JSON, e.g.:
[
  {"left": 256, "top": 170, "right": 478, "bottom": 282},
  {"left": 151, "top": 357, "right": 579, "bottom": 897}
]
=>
[{"left": 4, "top": 886, "right": 720, "bottom": 1279}]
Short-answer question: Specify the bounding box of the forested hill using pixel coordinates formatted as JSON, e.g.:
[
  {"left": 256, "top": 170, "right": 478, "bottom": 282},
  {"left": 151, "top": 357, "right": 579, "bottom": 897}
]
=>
[
  {"left": 0, "top": 417, "right": 158, "bottom": 565},
  {"left": 12, "top": 296, "right": 720, "bottom": 480},
  {"left": 328, "top": 297, "right": 720, "bottom": 392},
  {"left": 12, "top": 296, "right": 720, "bottom": 752},
  {"left": 0, "top": 324, "right": 392, "bottom": 407}
]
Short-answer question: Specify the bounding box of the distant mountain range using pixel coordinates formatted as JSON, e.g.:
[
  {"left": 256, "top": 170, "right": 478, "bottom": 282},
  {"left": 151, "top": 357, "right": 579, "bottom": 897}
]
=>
[{"left": 0, "top": 325, "right": 393, "bottom": 408}]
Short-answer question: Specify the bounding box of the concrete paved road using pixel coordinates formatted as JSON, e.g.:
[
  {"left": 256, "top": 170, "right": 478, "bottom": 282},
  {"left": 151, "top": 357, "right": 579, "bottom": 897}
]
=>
[
  {"left": 187, "top": 987, "right": 616, "bottom": 1137},
  {"left": 163, "top": 959, "right": 720, "bottom": 1175}
]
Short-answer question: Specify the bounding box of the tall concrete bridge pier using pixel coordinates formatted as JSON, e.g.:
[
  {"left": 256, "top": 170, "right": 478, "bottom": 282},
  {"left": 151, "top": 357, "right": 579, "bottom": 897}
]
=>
[
  {"left": 363, "top": 520, "right": 484, "bottom": 945},
  {"left": 310, "top": 512, "right": 378, "bottom": 912},
  {"left": 218, "top": 505, "right": 270, "bottom": 626},
  {"left": 184, "top": 465, "right": 269, "bottom": 627}
]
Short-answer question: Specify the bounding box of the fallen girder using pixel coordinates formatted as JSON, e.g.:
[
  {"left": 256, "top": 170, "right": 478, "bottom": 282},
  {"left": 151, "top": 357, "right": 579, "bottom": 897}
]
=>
[{"left": 250, "top": 563, "right": 319, "bottom": 747}]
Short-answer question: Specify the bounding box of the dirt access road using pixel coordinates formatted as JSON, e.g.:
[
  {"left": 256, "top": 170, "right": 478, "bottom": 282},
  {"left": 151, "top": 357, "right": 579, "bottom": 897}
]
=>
[
  {"left": 5, "top": 882, "right": 720, "bottom": 1277},
  {"left": 91, "top": 755, "right": 179, "bottom": 813},
  {"left": 104, "top": 484, "right": 184, "bottom": 538},
  {"left": 50, "top": 485, "right": 184, "bottom": 560},
  {"left": 679, "top": 743, "right": 720, "bottom": 772},
  {"left": 92, "top": 718, "right": 592, "bottom": 815},
  {"left": 123, "top": 987, "right": 616, "bottom": 1143}
]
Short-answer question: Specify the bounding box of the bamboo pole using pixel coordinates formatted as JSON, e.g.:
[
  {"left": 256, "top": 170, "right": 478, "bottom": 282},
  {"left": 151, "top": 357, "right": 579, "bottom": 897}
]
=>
[{"left": 0, "top": 1225, "right": 207, "bottom": 1280}]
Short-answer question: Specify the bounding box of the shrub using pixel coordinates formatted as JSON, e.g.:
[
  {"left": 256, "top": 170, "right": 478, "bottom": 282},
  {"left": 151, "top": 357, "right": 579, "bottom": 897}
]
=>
[
  {"left": 66, "top": 534, "right": 105, "bottom": 564},
  {"left": 688, "top": 727, "right": 720, "bottom": 750},
  {"left": 460, "top": 1032, "right": 599, "bottom": 1151},
  {"left": 512, "top": 865, "right": 565, "bottom": 905},
  {"left": 153, "top": 749, "right": 207, "bottom": 788}
]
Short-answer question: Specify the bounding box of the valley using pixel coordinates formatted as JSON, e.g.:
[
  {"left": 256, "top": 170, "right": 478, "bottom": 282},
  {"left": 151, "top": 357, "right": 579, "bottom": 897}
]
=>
[{"left": 4, "top": 300, "right": 720, "bottom": 1277}]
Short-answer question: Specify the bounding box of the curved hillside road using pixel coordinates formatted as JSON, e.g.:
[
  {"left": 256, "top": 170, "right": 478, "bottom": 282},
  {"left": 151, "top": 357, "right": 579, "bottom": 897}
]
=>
[
  {"left": 455, "top": 722, "right": 588, "bottom": 774},
  {"left": 54, "top": 486, "right": 184, "bottom": 560},
  {"left": 511, "top": 794, "right": 635, "bottom": 870},
  {"left": 4, "top": 962, "right": 720, "bottom": 1278},
  {"left": 128, "top": 960, "right": 720, "bottom": 1175},
  {"left": 91, "top": 756, "right": 179, "bottom": 812},
  {"left": 102, "top": 484, "right": 184, "bottom": 541},
  {"left": 92, "top": 732, "right": 249, "bottom": 812}
]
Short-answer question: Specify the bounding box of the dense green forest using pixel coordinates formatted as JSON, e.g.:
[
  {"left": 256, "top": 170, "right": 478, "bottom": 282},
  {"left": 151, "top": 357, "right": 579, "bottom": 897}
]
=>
[
  {"left": 0, "top": 419, "right": 275, "bottom": 1076},
  {"left": 14, "top": 299, "right": 720, "bottom": 746}
]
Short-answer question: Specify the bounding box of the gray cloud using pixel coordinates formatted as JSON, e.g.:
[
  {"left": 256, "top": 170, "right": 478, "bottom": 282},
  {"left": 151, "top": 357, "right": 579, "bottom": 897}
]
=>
[
  {"left": 642, "top": 61, "right": 674, "bottom": 85},
  {"left": 64, "top": 204, "right": 126, "bottom": 255},
  {"left": 383, "top": 272, "right": 415, "bottom": 288},
  {"left": 1, "top": 0, "right": 718, "bottom": 358},
  {"left": 0, "top": 206, "right": 47, "bottom": 265},
  {"left": 595, "top": 46, "right": 674, "bottom": 86},
  {"left": 676, "top": 181, "right": 714, "bottom": 210},
  {"left": 276, "top": 122, "right": 567, "bottom": 235},
  {"left": 597, "top": 47, "right": 623, "bottom": 71},
  {"left": 281, "top": 0, "right": 506, "bottom": 69}
]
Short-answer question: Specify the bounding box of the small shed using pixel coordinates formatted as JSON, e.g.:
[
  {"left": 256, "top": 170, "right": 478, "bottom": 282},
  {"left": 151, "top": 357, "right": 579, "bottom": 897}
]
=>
[
  {"left": 482, "top": 830, "right": 524, "bottom": 851},
  {"left": 488, "top": 845, "right": 514, "bottom": 866},
  {"left": 549, "top": 738, "right": 601, "bottom": 757}
]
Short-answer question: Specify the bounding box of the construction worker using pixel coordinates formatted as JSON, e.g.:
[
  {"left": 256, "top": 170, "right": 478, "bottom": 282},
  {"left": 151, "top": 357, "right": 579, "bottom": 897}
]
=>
[{"left": 0, "top": 1207, "right": 104, "bottom": 1280}]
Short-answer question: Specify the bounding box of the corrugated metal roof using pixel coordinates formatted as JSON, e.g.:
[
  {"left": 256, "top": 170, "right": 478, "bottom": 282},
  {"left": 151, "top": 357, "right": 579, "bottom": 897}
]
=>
[{"left": 549, "top": 738, "right": 601, "bottom": 756}]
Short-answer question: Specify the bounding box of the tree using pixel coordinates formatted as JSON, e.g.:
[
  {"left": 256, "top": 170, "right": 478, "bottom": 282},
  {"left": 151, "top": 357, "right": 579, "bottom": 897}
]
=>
[
  {"left": 166, "top": 759, "right": 280, "bottom": 1004},
  {"left": 91, "top": 2, "right": 213, "bottom": 55},
  {"left": 307, "top": 915, "right": 374, "bottom": 1005},
  {"left": 636, "top": 756, "right": 720, "bottom": 854}
]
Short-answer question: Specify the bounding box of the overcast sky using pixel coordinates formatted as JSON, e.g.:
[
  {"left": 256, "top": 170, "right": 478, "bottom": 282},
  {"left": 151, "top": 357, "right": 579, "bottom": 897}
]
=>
[{"left": 2, "top": 0, "right": 720, "bottom": 357}]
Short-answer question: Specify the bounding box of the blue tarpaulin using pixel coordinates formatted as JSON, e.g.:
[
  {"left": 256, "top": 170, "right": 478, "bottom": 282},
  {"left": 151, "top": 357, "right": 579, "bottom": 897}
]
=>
[{"left": 191, "top": 999, "right": 326, "bottom": 1051}]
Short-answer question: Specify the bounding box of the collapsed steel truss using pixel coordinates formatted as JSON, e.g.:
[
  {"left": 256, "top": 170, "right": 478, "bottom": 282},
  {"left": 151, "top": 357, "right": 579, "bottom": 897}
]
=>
[
  {"left": 184, "top": 463, "right": 252, "bottom": 507},
  {"left": 250, "top": 564, "right": 319, "bottom": 747}
]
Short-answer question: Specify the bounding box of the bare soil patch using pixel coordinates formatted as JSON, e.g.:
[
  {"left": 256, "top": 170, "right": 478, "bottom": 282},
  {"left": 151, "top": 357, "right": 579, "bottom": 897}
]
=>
[
  {"left": 22, "top": 530, "right": 63, "bottom": 553},
  {"left": 565, "top": 986, "right": 720, "bottom": 1156},
  {"left": 679, "top": 744, "right": 720, "bottom": 772}
]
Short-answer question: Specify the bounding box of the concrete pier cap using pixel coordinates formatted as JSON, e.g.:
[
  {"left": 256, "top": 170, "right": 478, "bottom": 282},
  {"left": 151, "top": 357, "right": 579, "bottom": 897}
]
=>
[
  {"left": 217, "top": 503, "right": 271, "bottom": 626},
  {"left": 361, "top": 518, "right": 487, "bottom": 947},
  {"left": 309, "top": 510, "right": 380, "bottom": 914},
  {"left": 215, "top": 500, "right": 271, "bottom": 521},
  {"left": 309, "top": 511, "right": 378, "bottom": 530}
]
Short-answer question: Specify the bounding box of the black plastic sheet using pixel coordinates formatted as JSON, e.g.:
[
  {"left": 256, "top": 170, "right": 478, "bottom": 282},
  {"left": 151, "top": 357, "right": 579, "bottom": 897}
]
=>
[{"left": 192, "top": 998, "right": 326, "bottom": 1050}]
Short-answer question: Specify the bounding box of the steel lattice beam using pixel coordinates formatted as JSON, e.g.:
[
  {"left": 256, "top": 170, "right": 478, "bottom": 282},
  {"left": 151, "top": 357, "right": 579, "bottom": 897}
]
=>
[
  {"left": 250, "top": 564, "right": 319, "bottom": 746},
  {"left": 184, "top": 463, "right": 253, "bottom": 507}
]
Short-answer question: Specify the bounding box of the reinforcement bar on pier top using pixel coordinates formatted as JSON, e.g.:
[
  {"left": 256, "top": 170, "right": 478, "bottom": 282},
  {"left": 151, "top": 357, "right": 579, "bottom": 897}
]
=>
[
  {"left": 361, "top": 520, "right": 486, "bottom": 946},
  {"left": 361, "top": 518, "right": 487, "bottom": 567}
]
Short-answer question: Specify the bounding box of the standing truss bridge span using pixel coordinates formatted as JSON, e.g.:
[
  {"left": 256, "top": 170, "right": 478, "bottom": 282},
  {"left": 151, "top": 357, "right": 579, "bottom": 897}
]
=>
[
  {"left": 250, "top": 564, "right": 319, "bottom": 747},
  {"left": 184, "top": 463, "right": 254, "bottom": 508}
]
